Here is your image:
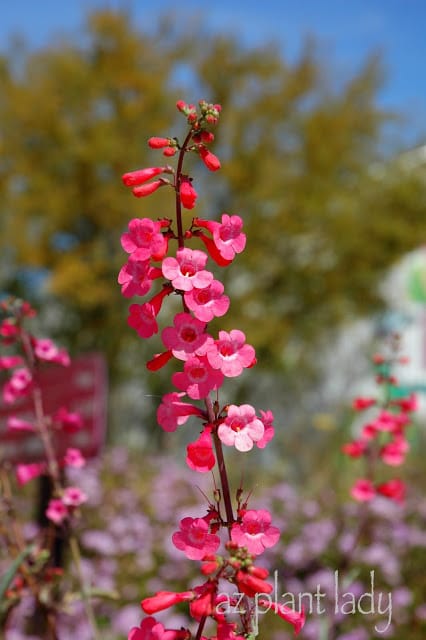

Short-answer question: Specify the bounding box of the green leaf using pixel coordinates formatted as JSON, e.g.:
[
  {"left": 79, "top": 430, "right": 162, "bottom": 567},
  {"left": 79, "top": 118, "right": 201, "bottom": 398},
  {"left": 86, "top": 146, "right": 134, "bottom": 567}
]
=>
[{"left": 0, "top": 545, "right": 34, "bottom": 602}]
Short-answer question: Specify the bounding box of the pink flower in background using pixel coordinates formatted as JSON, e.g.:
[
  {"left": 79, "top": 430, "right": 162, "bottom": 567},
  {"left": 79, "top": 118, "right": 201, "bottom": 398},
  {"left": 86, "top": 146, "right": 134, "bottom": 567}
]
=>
[
  {"left": 157, "top": 392, "right": 205, "bottom": 432},
  {"left": 256, "top": 410, "right": 275, "bottom": 449},
  {"left": 218, "top": 404, "right": 264, "bottom": 452},
  {"left": 62, "top": 486, "right": 88, "bottom": 507},
  {"left": 33, "top": 338, "right": 70, "bottom": 366},
  {"left": 231, "top": 509, "right": 280, "bottom": 555},
  {"left": 172, "top": 517, "right": 220, "bottom": 560},
  {"left": 53, "top": 407, "right": 84, "bottom": 433},
  {"left": 207, "top": 330, "right": 255, "bottom": 377},
  {"left": 184, "top": 280, "right": 230, "bottom": 322},
  {"left": 64, "top": 448, "right": 86, "bottom": 468},
  {"left": 118, "top": 254, "right": 163, "bottom": 298},
  {"left": 376, "top": 478, "right": 406, "bottom": 503},
  {"left": 16, "top": 462, "right": 47, "bottom": 486},
  {"left": 7, "top": 416, "right": 35, "bottom": 432},
  {"left": 121, "top": 218, "right": 167, "bottom": 261},
  {"left": 341, "top": 440, "right": 367, "bottom": 458},
  {"left": 162, "top": 248, "right": 213, "bottom": 292},
  {"left": 129, "top": 616, "right": 190, "bottom": 640},
  {"left": 3, "top": 367, "right": 33, "bottom": 403},
  {"left": 186, "top": 428, "right": 216, "bottom": 472},
  {"left": 352, "top": 396, "right": 376, "bottom": 411},
  {"left": 0, "top": 355, "right": 23, "bottom": 369},
  {"left": 380, "top": 438, "right": 409, "bottom": 466},
  {"left": 350, "top": 478, "right": 376, "bottom": 502},
  {"left": 162, "top": 313, "right": 212, "bottom": 360},
  {"left": 46, "top": 498, "right": 68, "bottom": 525},
  {"left": 172, "top": 355, "right": 224, "bottom": 399}
]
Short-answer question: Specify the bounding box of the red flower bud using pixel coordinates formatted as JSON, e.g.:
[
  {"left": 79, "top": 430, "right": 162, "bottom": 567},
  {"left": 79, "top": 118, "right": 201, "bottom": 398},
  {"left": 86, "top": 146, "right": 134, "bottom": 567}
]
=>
[
  {"left": 148, "top": 137, "right": 172, "bottom": 149},
  {"left": 199, "top": 145, "right": 221, "bottom": 171},
  {"left": 122, "top": 167, "right": 166, "bottom": 187},
  {"left": 141, "top": 590, "right": 193, "bottom": 614},
  {"left": 132, "top": 180, "right": 167, "bottom": 198},
  {"left": 180, "top": 177, "right": 198, "bottom": 210}
]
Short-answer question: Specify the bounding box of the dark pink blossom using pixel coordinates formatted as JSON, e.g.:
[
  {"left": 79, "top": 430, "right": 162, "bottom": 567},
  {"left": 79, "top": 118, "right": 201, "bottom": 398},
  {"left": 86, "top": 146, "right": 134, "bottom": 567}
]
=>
[
  {"left": 231, "top": 509, "right": 280, "bottom": 555},
  {"left": 162, "top": 248, "right": 213, "bottom": 292},
  {"left": 16, "top": 462, "right": 46, "bottom": 485},
  {"left": 341, "top": 440, "right": 367, "bottom": 458},
  {"left": 118, "top": 253, "right": 163, "bottom": 298},
  {"left": 121, "top": 218, "right": 167, "bottom": 261},
  {"left": 128, "top": 303, "right": 159, "bottom": 339},
  {"left": 132, "top": 180, "right": 167, "bottom": 198},
  {"left": 186, "top": 428, "right": 216, "bottom": 472},
  {"left": 46, "top": 498, "right": 68, "bottom": 525},
  {"left": 122, "top": 166, "right": 167, "bottom": 187},
  {"left": 162, "top": 312, "right": 212, "bottom": 360},
  {"left": 129, "top": 616, "right": 189, "bottom": 640},
  {"left": 376, "top": 478, "right": 405, "bottom": 503},
  {"left": 350, "top": 478, "right": 376, "bottom": 502},
  {"left": 0, "top": 355, "right": 23, "bottom": 369},
  {"left": 3, "top": 367, "right": 33, "bottom": 404},
  {"left": 256, "top": 410, "right": 275, "bottom": 449},
  {"left": 380, "top": 438, "right": 409, "bottom": 466},
  {"left": 172, "top": 516, "right": 220, "bottom": 560},
  {"left": 180, "top": 177, "right": 198, "bottom": 210},
  {"left": 218, "top": 404, "right": 264, "bottom": 452},
  {"left": 33, "top": 338, "right": 70, "bottom": 365},
  {"left": 7, "top": 416, "right": 35, "bottom": 432},
  {"left": 207, "top": 330, "right": 255, "bottom": 377},
  {"left": 63, "top": 448, "right": 86, "bottom": 468},
  {"left": 172, "top": 355, "right": 224, "bottom": 399},
  {"left": 199, "top": 145, "right": 221, "bottom": 171},
  {"left": 257, "top": 599, "right": 306, "bottom": 635},
  {"left": 141, "top": 590, "right": 194, "bottom": 615},
  {"left": 184, "top": 280, "right": 230, "bottom": 322},
  {"left": 53, "top": 407, "right": 84, "bottom": 433},
  {"left": 194, "top": 214, "right": 246, "bottom": 261},
  {"left": 62, "top": 486, "right": 88, "bottom": 507},
  {"left": 157, "top": 392, "right": 205, "bottom": 432}
]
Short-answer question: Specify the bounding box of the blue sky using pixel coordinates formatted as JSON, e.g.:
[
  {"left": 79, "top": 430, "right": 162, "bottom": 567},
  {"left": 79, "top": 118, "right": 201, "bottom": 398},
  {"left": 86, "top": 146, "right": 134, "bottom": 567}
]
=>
[{"left": 1, "top": 0, "right": 425, "bottom": 143}]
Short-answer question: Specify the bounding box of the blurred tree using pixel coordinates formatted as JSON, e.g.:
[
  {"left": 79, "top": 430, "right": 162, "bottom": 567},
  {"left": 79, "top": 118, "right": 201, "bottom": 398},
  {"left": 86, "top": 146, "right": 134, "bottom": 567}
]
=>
[{"left": 0, "top": 9, "right": 425, "bottom": 437}]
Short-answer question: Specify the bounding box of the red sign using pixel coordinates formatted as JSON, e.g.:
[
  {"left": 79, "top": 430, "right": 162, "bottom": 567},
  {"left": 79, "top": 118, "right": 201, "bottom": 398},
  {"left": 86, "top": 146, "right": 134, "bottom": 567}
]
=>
[{"left": 0, "top": 353, "right": 108, "bottom": 464}]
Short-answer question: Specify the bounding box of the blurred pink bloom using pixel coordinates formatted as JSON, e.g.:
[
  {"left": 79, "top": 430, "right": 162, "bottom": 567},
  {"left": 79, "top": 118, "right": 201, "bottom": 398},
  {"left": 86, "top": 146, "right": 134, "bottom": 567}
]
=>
[
  {"left": 377, "top": 478, "right": 406, "bottom": 503},
  {"left": 53, "top": 407, "right": 84, "bottom": 433},
  {"left": 3, "top": 367, "right": 33, "bottom": 404},
  {"left": 62, "top": 486, "right": 88, "bottom": 507},
  {"left": 128, "top": 303, "right": 158, "bottom": 339},
  {"left": 16, "top": 462, "right": 46, "bottom": 485},
  {"left": 380, "top": 438, "right": 409, "bottom": 466},
  {"left": 218, "top": 404, "right": 264, "bottom": 452},
  {"left": 33, "top": 338, "right": 70, "bottom": 366},
  {"left": 350, "top": 478, "right": 376, "bottom": 502},
  {"left": 341, "top": 440, "right": 367, "bottom": 458},
  {"left": 184, "top": 280, "right": 230, "bottom": 322},
  {"left": 256, "top": 410, "right": 275, "bottom": 449},
  {"left": 231, "top": 509, "right": 280, "bottom": 555},
  {"left": 0, "top": 355, "right": 23, "bottom": 369},
  {"left": 63, "top": 448, "right": 86, "bottom": 468},
  {"left": 46, "top": 498, "right": 68, "bottom": 524},
  {"left": 172, "top": 355, "right": 224, "bottom": 399},
  {"left": 129, "top": 616, "right": 189, "bottom": 640},
  {"left": 162, "top": 248, "right": 213, "bottom": 292},
  {"left": 352, "top": 396, "right": 376, "bottom": 411},
  {"left": 172, "top": 516, "right": 220, "bottom": 560},
  {"left": 207, "top": 330, "right": 255, "bottom": 377},
  {"left": 7, "top": 416, "right": 35, "bottom": 432}
]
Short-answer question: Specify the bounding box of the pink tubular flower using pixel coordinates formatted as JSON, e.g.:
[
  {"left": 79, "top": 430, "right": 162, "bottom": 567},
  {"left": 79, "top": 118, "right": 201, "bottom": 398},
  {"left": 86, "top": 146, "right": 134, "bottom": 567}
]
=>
[
  {"left": 16, "top": 462, "right": 47, "bottom": 486},
  {"left": 0, "top": 355, "right": 23, "bottom": 369},
  {"left": 236, "top": 571, "right": 273, "bottom": 597},
  {"left": 118, "top": 254, "right": 163, "bottom": 298},
  {"left": 141, "top": 590, "right": 194, "bottom": 615},
  {"left": 231, "top": 509, "right": 280, "bottom": 555},
  {"left": 180, "top": 177, "right": 198, "bottom": 210},
  {"left": 184, "top": 280, "right": 230, "bottom": 322},
  {"left": 376, "top": 478, "right": 406, "bottom": 503},
  {"left": 121, "top": 218, "right": 168, "bottom": 261},
  {"left": 189, "top": 581, "right": 217, "bottom": 620},
  {"left": 132, "top": 180, "right": 167, "bottom": 198},
  {"left": 53, "top": 407, "right": 84, "bottom": 433},
  {"left": 157, "top": 392, "right": 205, "bottom": 432},
  {"left": 162, "top": 313, "right": 212, "bottom": 360},
  {"left": 186, "top": 428, "right": 216, "bottom": 472},
  {"left": 33, "top": 338, "right": 70, "bottom": 366},
  {"left": 3, "top": 367, "right": 33, "bottom": 404},
  {"left": 46, "top": 498, "right": 68, "bottom": 525},
  {"left": 218, "top": 404, "right": 264, "bottom": 452},
  {"left": 7, "top": 416, "right": 35, "bottom": 432},
  {"left": 257, "top": 600, "right": 306, "bottom": 635},
  {"left": 256, "top": 409, "right": 275, "bottom": 449},
  {"left": 380, "top": 438, "right": 409, "bottom": 466},
  {"left": 146, "top": 350, "right": 173, "bottom": 372},
  {"left": 341, "top": 440, "right": 367, "bottom": 458},
  {"left": 148, "top": 137, "right": 172, "bottom": 149},
  {"left": 63, "top": 448, "right": 86, "bottom": 468},
  {"left": 62, "top": 486, "right": 88, "bottom": 507},
  {"left": 199, "top": 145, "right": 221, "bottom": 171},
  {"left": 195, "top": 232, "right": 233, "bottom": 267},
  {"left": 122, "top": 167, "right": 167, "bottom": 187},
  {"left": 194, "top": 215, "right": 246, "bottom": 261},
  {"left": 172, "top": 516, "right": 220, "bottom": 560},
  {"left": 172, "top": 355, "right": 224, "bottom": 400},
  {"left": 128, "top": 303, "right": 159, "bottom": 339},
  {"left": 162, "top": 248, "right": 213, "bottom": 292},
  {"left": 207, "top": 330, "right": 255, "bottom": 377},
  {"left": 352, "top": 396, "right": 376, "bottom": 410},
  {"left": 129, "top": 617, "right": 190, "bottom": 640},
  {"left": 350, "top": 478, "right": 376, "bottom": 502}
]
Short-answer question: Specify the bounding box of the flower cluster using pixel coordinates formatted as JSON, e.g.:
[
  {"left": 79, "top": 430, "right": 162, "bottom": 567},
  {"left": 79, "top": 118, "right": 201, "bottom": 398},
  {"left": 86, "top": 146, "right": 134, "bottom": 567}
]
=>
[
  {"left": 342, "top": 345, "right": 416, "bottom": 504},
  {"left": 119, "top": 100, "right": 304, "bottom": 638}
]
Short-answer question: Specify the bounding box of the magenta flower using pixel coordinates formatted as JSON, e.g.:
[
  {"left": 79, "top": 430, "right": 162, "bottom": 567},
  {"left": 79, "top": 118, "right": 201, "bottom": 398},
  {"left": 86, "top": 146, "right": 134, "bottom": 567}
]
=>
[
  {"left": 180, "top": 177, "right": 198, "bottom": 210},
  {"left": 128, "top": 303, "right": 159, "bottom": 338},
  {"left": 184, "top": 280, "right": 230, "bottom": 322},
  {"left": 380, "top": 437, "right": 409, "bottom": 466},
  {"left": 7, "top": 416, "right": 35, "bottom": 432},
  {"left": 122, "top": 166, "right": 167, "bottom": 187},
  {"left": 256, "top": 410, "right": 275, "bottom": 449},
  {"left": 33, "top": 338, "right": 70, "bottom": 366},
  {"left": 376, "top": 478, "right": 405, "bottom": 503},
  {"left": 2, "top": 367, "right": 33, "bottom": 404},
  {"left": 62, "top": 486, "right": 88, "bottom": 507},
  {"left": 186, "top": 428, "right": 216, "bottom": 472},
  {"left": 121, "top": 218, "right": 168, "bottom": 261},
  {"left": 141, "top": 590, "right": 194, "bottom": 615},
  {"left": 231, "top": 509, "right": 280, "bottom": 555},
  {"left": 172, "top": 517, "right": 220, "bottom": 560},
  {"left": 46, "top": 498, "right": 68, "bottom": 525},
  {"left": 207, "top": 330, "right": 255, "bottom": 377},
  {"left": 217, "top": 404, "right": 264, "bottom": 452},
  {"left": 16, "top": 462, "right": 47, "bottom": 486},
  {"left": 157, "top": 392, "right": 205, "bottom": 432},
  {"left": 194, "top": 214, "right": 246, "bottom": 261},
  {"left": 118, "top": 253, "right": 163, "bottom": 298},
  {"left": 0, "top": 355, "right": 23, "bottom": 369},
  {"left": 63, "top": 448, "right": 86, "bottom": 468},
  {"left": 53, "top": 407, "right": 84, "bottom": 433},
  {"left": 129, "top": 616, "right": 190, "bottom": 640},
  {"left": 162, "top": 312, "right": 212, "bottom": 360},
  {"left": 350, "top": 478, "right": 376, "bottom": 502},
  {"left": 162, "top": 248, "right": 213, "bottom": 292},
  {"left": 172, "top": 355, "right": 224, "bottom": 399}
]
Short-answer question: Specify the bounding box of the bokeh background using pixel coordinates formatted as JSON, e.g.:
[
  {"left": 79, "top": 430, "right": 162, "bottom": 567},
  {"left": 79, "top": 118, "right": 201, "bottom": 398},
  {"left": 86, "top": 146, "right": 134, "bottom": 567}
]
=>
[{"left": 1, "top": 1, "right": 426, "bottom": 638}]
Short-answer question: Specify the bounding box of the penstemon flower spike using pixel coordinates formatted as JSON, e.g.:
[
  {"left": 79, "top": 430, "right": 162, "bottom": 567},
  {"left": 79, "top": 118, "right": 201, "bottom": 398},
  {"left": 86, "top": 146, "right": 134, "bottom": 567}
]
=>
[{"left": 120, "top": 100, "right": 306, "bottom": 638}]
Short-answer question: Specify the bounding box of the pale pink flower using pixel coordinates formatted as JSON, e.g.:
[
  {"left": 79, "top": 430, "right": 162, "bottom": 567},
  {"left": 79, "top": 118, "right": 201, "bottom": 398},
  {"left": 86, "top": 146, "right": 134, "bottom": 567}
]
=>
[
  {"left": 157, "top": 392, "right": 205, "bottom": 432},
  {"left": 63, "top": 448, "right": 86, "bottom": 468},
  {"left": 62, "top": 486, "right": 88, "bottom": 507},
  {"left": 207, "top": 330, "right": 255, "bottom": 377},
  {"left": 172, "top": 355, "right": 224, "bottom": 399},
  {"left": 46, "top": 498, "right": 68, "bottom": 525},
  {"left": 118, "top": 253, "right": 162, "bottom": 298},
  {"left": 121, "top": 218, "right": 167, "bottom": 261},
  {"left": 33, "top": 338, "right": 70, "bottom": 366},
  {"left": 16, "top": 462, "right": 47, "bottom": 485},
  {"left": 172, "top": 517, "right": 220, "bottom": 560},
  {"left": 218, "top": 404, "right": 264, "bottom": 452},
  {"left": 256, "top": 410, "right": 275, "bottom": 449},
  {"left": 350, "top": 478, "right": 376, "bottom": 502},
  {"left": 184, "top": 280, "right": 230, "bottom": 322},
  {"left": 186, "top": 428, "right": 216, "bottom": 472},
  {"left": 231, "top": 509, "right": 280, "bottom": 555},
  {"left": 3, "top": 367, "right": 32, "bottom": 404},
  {"left": 162, "top": 248, "right": 213, "bottom": 292},
  {"left": 162, "top": 313, "right": 212, "bottom": 360},
  {"left": 194, "top": 215, "right": 246, "bottom": 260}
]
